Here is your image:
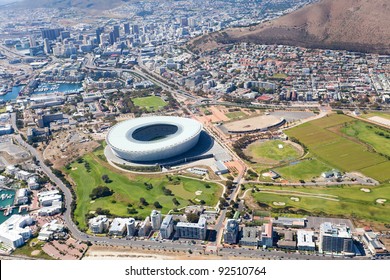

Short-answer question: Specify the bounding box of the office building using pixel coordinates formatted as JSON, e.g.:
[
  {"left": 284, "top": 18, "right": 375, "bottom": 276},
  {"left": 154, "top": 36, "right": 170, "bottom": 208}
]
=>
[
  {"left": 113, "top": 25, "right": 120, "bottom": 41},
  {"left": 160, "top": 215, "right": 174, "bottom": 239},
  {"left": 124, "top": 23, "right": 130, "bottom": 34},
  {"left": 41, "top": 28, "right": 64, "bottom": 40},
  {"left": 150, "top": 210, "right": 162, "bottom": 230},
  {"left": 224, "top": 219, "right": 239, "bottom": 244},
  {"left": 297, "top": 230, "right": 315, "bottom": 251},
  {"left": 132, "top": 24, "right": 139, "bottom": 35},
  {"left": 319, "top": 223, "right": 354, "bottom": 254},
  {"left": 96, "top": 27, "right": 104, "bottom": 44},
  {"left": 176, "top": 217, "right": 207, "bottom": 240}
]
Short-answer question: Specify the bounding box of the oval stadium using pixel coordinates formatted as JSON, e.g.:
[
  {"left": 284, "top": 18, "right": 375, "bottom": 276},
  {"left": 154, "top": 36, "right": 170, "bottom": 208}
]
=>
[{"left": 106, "top": 116, "right": 203, "bottom": 162}]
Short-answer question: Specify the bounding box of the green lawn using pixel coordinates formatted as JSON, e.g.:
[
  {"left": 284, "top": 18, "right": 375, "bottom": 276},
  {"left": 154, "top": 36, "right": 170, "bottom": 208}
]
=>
[
  {"left": 274, "top": 158, "right": 331, "bottom": 181},
  {"left": 246, "top": 140, "right": 300, "bottom": 164},
  {"left": 286, "top": 114, "right": 389, "bottom": 182},
  {"left": 250, "top": 184, "right": 390, "bottom": 224},
  {"left": 225, "top": 111, "right": 246, "bottom": 120},
  {"left": 341, "top": 121, "right": 390, "bottom": 157},
  {"left": 65, "top": 152, "right": 222, "bottom": 230},
  {"left": 12, "top": 238, "right": 53, "bottom": 260},
  {"left": 132, "top": 96, "right": 167, "bottom": 111}
]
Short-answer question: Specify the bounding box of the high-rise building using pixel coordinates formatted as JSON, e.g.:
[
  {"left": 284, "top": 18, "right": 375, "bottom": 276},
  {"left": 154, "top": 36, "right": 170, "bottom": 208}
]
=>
[
  {"left": 176, "top": 217, "right": 207, "bottom": 240},
  {"left": 96, "top": 27, "right": 104, "bottom": 44},
  {"left": 124, "top": 23, "right": 130, "bottom": 34},
  {"left": 43, "top": 38, "right": 51, "bottom": 54},
  {"left": 109, "top": 31, "right": 116, "bottom": 45},
  {"left": 160, "top": 215, "right": 174, "bottom": 239},
  {"left": 224, "top": 219, "right": 239, "bottom": 244},
  {"left": 126, "top": 218, "right": 136, "bottom": 236},
  {"left": 150, "top": 210, "right": 162, "bottom": 230},
  {"left": 180, "top": 17, "right": 188, "bottom": 27},
  {"left": 132, "top": 24, "right": 139, "bottom": 35},
  {"left": 29, "top": 35, "right": 36, "bottom": 47},
  {"left": 60, "top": 31, "right": 71, "bottom": 41},
  {"left": 113, "top": 25, "right": 120, "bottom": 41},
  {"left": 41, "top": 28, "right": 64, "bottom": 40},
  {"left": 319, "top": 223, "right": 354, "bottom": 254}
]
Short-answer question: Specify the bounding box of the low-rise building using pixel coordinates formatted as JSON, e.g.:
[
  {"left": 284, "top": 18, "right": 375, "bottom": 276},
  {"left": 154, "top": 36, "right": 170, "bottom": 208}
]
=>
[
  {"left": 15, "top": 188, "right": 29, "bottom": 205},
  {"left": 277, "top": 231, "right": 296, "bottom": 250},
  {"left": 89, "top": 215, "right": 109, "bottom": 234},
  {"left": 38, "top": 220, "right": 65, "bottom": 241},
  {"left": 0, "top": 215, "right": 33, "bottom": 248},
  {"left": 109, "top": 218, "right": 131, "bottom": 236},
  {"left": 297, "top": 230, "right": 315, "bottom": 251},
  {"left": 38, "top": 200, "right": 62, "bottom": 216},
  {"left": 362, "top": 231, "right": 388, "bottom": 256}
]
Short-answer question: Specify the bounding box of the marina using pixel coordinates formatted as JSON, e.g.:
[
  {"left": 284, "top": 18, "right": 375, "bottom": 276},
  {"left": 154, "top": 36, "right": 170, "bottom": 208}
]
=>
[
  {"left": 0, "top": 189, "right": 16, "bottom": 224},
  {"left": 32, "top": 82, "right": 83, "bottom": 95},
  {"left": 0, "top": 85, "right": 24, "bottom": 102}
]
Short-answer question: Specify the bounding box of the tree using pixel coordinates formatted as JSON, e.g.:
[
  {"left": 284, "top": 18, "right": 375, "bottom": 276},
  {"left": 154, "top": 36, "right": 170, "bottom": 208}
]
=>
[
  {"left": 140, "top": 197, "right": 148, "bottom": 206},
  {"left": 90, "top": 186, "right": 114, "bottom": 200},
  {"left": 186, "top": 213, "right": 199, "bottom": 223},
  {"left": 153, "top": 201, "right": 162, "bottom": 209},
  {"left": 101, "top": 174, "right": 112, "bottom": 184}
]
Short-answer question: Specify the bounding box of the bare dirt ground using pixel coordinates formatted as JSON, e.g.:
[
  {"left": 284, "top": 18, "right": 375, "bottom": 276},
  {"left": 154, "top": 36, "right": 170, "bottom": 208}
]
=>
[{"left": 43, "top": 129, "right": 100, "bottom": 168}]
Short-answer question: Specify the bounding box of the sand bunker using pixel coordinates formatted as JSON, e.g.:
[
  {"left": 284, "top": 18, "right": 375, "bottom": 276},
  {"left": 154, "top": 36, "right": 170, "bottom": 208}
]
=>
[
  {"left": 360, "top": 188, "right": 371, "bottom": 193},
  {"left": 71, "top": 167, "right": 78, "bottom": 171},
  {"left": 195, "top": 191, "right": 203, "bottom": 196},
  {"left": 31, "top": 250, "right": 40, "bottom": 256},
  {"left": 273, "top": 202, "right": 286, "bottom": 206},
  {"left": 90, "top": 200, "right": 95, "bottom": 204},
  {"left": 290, "top": 197, "right": 300, "bottom": 202},
  {"left": 376, "top": 199, "right": 387, "bottom": 204}
]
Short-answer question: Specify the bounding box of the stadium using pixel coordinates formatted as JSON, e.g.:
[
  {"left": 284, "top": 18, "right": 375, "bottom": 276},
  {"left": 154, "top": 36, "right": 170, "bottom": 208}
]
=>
[{"left": 106, "top": 116, "right": 203, "bottom": 162}]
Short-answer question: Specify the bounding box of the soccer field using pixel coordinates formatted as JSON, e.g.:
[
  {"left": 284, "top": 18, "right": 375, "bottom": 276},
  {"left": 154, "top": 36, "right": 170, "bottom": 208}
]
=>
[{"left": 132, "top": 96, "right": 167, "bottom": 111}]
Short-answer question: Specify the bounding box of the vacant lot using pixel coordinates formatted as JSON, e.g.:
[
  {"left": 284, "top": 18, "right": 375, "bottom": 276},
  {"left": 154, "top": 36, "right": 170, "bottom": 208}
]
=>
[
  {"left": 274, "top": 158, "right": 331, "bottom": 181},
  {"left": 132, "top": 96, "right": 167, "bottom": 111},
  {"left": 286, "top": 114, "right": 389, "bottom": 182},
  {"left": 249, "top": 184, "right": 390, "bottom": 225},
  {"left": 65, "top": 150, "right": 222, "bottom": 230}
]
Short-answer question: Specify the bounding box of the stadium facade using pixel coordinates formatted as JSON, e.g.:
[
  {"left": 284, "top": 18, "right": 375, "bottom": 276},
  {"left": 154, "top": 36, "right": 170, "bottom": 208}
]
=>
[{"left": 106, "top": 116, "right": 203, "bottom": 162}]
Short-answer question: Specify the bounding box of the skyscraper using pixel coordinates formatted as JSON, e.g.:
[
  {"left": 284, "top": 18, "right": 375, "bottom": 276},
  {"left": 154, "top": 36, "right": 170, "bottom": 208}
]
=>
[
  {"left": 124, "top": 23, "right": 130, "bottom": 35},
  {"left": 96, "top": 27, "right": 104, "bottom": 44},
  {"left": 113, "top": 25, "right": 120, "bottom": 41}
]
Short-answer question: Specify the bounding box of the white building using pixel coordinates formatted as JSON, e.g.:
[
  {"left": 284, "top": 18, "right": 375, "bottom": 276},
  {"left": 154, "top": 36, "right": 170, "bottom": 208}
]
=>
[
  {"left": 138, "top": 216, "right": 152, "bottom": 237},
  {"left": 89, "top": 215, "right": 109, "bottom": 234},
  {"left": 109, "top": 218, "right": 131, "bottom": 236},
  {"left": 5, "top": 165, "right": 17, "bottom": 176},
  {"left": 160, "top": 215, "right": 174, "bottom": 239},
  {"left": 126, "top": 218, "right": 137, "bottom": 237},
  {"left": 150, "top": 210, "right": 162, "bottom": 230},
  {"left": 39, "top": 194, "right": 62, "bottom": 207},
  {"left": 38, "top": 220, "right": 65, "bottom": 241},
  {"left": 176, "top": 217, "right": 207, "bottom": 240},
  {"left": 27, "top": 177, "right": 40, "bottom": 190},
  {"left": 15, "top": 170, "right": 32, "bottom": 181},
  {"left": 38, "top": 200, "right": 62, "bottom": 216},
  {"left": 15, "top": 188, "right": 29, "bottom": 205},
  {"left": 297, "top": 230, "right": 315, "bottom": 251},
  {"left": 0, "top": 215, "right": 33, "bottom": 248}
]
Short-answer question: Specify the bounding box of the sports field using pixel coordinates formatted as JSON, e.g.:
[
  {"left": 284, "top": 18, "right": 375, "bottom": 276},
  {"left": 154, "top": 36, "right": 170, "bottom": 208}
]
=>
[
  {"left": 245, "top": 140, "right": 301, "bottom": 164},
  {"left": 249, "top": 184, "right": 390, "bottom": 224},
  {"left": 225, "top": 111, "right": 246, "bottom": 120},
  {"left": 65, "top": 152, "right": 222, "bottom": 230},
  {"left": 132, "top": 96, "right": 167, "bottom": 111},
  {"left": 286, "top": 114, "right": 390, "bottom": 182}
]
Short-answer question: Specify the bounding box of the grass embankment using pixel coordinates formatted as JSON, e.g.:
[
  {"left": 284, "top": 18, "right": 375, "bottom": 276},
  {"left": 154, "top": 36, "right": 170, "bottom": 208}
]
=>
[{"left": 65, "top": 148, "right": 222, "bottom": 230}]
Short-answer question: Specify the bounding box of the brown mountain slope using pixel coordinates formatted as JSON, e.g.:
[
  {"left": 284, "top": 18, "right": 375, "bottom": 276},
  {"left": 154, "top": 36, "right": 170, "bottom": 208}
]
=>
[{"left": 188, "top": 0, "right": 390, "bottom": 54}]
